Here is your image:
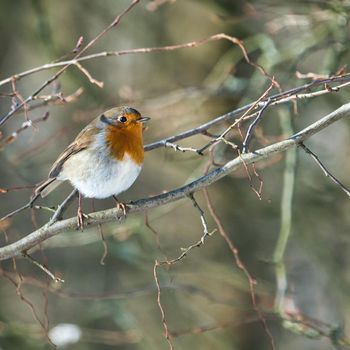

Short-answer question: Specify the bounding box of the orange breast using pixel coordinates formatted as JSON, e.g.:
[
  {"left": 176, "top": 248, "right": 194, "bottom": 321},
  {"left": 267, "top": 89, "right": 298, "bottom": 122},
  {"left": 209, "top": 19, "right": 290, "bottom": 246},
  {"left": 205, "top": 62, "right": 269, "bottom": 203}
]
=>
[{"left": 105, "top": 124, "right": 144, "bottom": 165}]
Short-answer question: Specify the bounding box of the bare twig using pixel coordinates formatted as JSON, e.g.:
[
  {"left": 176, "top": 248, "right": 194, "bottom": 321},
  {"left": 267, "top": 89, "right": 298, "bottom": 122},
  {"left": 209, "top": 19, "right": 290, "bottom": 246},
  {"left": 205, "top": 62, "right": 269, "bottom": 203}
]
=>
[
  {"left": 165, "top": 235, "right": 211, "bottom": 265},
  {"left": 33, "top": 206, "right": 56, "bottom": 213},
  {"left": 90, "top": 198, "right": 108, "bottom": 265},
  {"left": 0, "top": 264, "right": 55, "bottom": 346},
  {"left": 0, "top": 196, "right": 38, "bottom": 223},
  {"left": 197, "top": 82, "right": 275, "bottom": 155},
  {"left": 153, "top": 261, "right": 174, "bottom": 350},
  {"left": 28, "top": 87, "right": 84, "bottom": 112},
  {"left": 10, "top": 79, "right": 29, "bottom": 121},
  {"left": 242, "top": 98, "right": 273, "bottom": 153},
  {"left": 22, "top": 252, "right": 64, "bottom": 283},
  {"left": 145, "top": 74, "right": 350, "bottom": 152},
  {"left": 0, "top": 185, "right": 35, "bottom": 193},
  {"left": 188, "top": 193, "right": 210, "bottom": 244},
  {"left": 237, "top": 148, "right": 264, "bottom": 199},
  {"left": 0, "top": 33, "right": 270, "bottom": 90},
  {"left": 47, "top": 189, "right": 78, "bottom": 225},
  {"left": 299, "top": 143, "right": 350, "bottom": 197},
  {"left": 204, "top": 188, "right": 276, "bottom": 350},
  {"left": 1, "top": 270, "right": 217, "bottom": 303},
  {"left": 73, "top": 36, "right": 84, "bottom": 53},
  {"left": 170, "top": 314, "right": 270, "bottom": 337},
  {"left": 0, "top": 103, "right": 350, "bottom": 261},
  {"left": 164, "top": 141, "right": 203, "bottom": 155},
  {"left": 145, "top": 212, "right": 167, "bottom": 258},
  {"left": 1, "top": 111, "right": 49, "bottom": 147},
  {"left": 156, "top": 194, "right": 215, "bottom": 265},
  {"left": 74, "top": 62, "right": 104, "bottom": 88},
  {"left": 0, "top": 0, "right": 140, "bottom": 127}
]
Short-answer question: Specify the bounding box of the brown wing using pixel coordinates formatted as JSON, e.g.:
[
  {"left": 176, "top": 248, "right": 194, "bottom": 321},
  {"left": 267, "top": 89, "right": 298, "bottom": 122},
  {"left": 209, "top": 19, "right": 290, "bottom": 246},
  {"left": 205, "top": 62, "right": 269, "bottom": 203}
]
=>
[{"left": 49, "top": 119, "right": 100, "bottom": 178}]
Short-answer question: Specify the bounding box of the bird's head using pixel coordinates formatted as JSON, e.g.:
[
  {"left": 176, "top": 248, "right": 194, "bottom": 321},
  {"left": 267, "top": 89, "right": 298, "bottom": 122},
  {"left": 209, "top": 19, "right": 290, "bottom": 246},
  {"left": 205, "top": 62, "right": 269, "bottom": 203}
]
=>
[
  {"left": 99, "top": 106, "right": 149, "bottom": 165},
  {"left": 99, "top": 106, "right": 150, "bottom": 130}
]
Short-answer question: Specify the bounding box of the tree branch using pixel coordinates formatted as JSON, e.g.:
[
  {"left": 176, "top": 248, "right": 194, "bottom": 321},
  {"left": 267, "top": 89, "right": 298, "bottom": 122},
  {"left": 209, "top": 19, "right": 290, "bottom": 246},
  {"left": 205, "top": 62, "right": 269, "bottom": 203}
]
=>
[
  {"left": 0, "top": 0, "right": 140, "bottom": 127},
  {"left": 144, "top": 74, "right": 350, "bottom": 152},
  {"left": 1, "top": 103, "right": 350, "bottom": 261}
]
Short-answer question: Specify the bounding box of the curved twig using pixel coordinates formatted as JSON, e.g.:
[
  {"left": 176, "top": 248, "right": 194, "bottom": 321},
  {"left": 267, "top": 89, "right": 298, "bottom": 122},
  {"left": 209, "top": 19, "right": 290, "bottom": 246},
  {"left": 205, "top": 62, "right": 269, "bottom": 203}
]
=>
[
  {"left": 0, "top": 0, "right": 140, "bottom": 127},
  {"left": 144, "top": 74, "right": 350, "bottom": 152}
]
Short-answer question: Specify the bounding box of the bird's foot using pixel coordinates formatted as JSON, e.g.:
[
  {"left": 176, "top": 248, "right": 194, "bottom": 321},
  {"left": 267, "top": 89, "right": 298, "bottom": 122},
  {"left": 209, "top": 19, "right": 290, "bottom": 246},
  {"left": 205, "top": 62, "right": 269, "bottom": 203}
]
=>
[
  {"left": 113, "top": 196, "right": 127, "bottom": 221},
  {"left": 77, "top": 207, "right": 89, "bottom": 230}
]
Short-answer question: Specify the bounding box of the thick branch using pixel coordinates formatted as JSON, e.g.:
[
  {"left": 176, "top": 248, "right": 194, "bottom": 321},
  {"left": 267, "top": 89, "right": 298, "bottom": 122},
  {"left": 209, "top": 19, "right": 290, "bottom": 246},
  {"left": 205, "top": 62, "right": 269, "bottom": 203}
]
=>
[{"left": 1, "top": 103, "right": 350, "bottom": 261}]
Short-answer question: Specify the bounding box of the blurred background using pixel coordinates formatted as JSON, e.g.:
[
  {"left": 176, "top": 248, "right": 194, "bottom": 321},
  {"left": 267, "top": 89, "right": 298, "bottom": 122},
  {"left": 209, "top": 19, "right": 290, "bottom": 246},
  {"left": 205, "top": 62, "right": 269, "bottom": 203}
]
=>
[{"left": 1, "top": 0, "right": 350, "bottom": 349}]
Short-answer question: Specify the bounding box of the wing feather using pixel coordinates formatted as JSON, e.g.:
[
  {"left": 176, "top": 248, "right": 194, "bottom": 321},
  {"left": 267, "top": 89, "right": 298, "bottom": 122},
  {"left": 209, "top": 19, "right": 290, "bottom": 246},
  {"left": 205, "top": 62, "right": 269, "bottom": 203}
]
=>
[{"left": 49, "top": 119, "right": 100, "bottom": 178}]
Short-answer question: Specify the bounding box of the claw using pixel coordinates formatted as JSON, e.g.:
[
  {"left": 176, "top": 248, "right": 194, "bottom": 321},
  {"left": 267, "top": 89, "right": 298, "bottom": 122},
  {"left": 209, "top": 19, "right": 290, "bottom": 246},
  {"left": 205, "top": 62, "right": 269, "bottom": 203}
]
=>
[
  {"left": 117, "top": 202, "right": 127, "bottom": 216},
  {"left": 113, "top": 196, "right": 127, "bottom": 220},
  {"left": 76, "top": 192, "right": 88, "bottom": 230},
  {"left": 77, "top": 207, "right": 88, "bottom": 230}
]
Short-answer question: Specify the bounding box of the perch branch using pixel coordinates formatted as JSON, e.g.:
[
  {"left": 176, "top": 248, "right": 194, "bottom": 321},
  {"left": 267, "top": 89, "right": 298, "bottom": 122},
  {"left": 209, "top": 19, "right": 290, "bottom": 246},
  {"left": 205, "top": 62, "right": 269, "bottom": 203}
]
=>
[{"left": 0, "top": 103, "right": 350, "bottom": 261}]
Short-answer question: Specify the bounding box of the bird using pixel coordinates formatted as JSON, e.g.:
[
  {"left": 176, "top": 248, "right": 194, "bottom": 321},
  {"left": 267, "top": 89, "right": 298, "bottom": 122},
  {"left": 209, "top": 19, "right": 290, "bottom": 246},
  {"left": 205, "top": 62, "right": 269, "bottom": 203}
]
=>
[{"left": 34, "top": 106, "right": 150, "bottom": 228}]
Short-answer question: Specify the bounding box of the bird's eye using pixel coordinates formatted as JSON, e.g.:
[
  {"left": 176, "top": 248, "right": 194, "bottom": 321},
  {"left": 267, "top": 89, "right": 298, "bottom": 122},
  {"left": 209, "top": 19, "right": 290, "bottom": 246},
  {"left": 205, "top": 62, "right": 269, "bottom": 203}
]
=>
[{"left": 119, "top": 116, "right": 127, "bottom": 123}]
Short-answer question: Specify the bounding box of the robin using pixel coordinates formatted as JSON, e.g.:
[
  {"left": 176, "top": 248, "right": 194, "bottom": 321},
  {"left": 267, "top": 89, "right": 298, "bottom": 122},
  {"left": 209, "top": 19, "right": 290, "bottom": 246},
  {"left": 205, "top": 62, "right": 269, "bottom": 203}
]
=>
[{"left": 35, "top": 106, "right": 150, "bottom": 228}]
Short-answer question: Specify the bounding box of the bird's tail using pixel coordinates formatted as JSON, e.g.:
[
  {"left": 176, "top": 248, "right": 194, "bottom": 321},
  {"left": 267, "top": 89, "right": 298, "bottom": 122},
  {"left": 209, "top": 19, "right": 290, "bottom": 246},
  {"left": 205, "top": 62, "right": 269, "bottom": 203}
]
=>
[{"left": 34, "top": 178, "right": 63, "bottom": 198}]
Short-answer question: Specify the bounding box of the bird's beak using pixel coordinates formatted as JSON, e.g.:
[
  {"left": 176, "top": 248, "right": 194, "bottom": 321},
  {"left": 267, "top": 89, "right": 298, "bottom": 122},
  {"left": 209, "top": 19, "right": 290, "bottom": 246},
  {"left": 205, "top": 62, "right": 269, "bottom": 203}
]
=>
[{"left": 138, "top": 116, "right": 150, "bottom": 123}]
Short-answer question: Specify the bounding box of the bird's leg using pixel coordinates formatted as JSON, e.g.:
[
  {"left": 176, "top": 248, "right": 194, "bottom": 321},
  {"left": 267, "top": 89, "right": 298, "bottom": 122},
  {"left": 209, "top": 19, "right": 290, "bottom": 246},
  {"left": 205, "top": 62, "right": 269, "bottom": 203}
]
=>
[
  {"left": 77, "top": 192, "right": 88, "bottom": 230},
  {"left": 113, "top": 195, "right": 127, "bottom": 219}
]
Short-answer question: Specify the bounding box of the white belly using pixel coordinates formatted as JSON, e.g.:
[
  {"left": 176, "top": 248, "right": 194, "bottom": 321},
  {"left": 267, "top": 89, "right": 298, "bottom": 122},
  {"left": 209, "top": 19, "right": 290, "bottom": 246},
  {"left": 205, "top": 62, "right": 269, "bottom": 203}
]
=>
[{"left": 58, "top": 150, "right": 142, "bottom": 199}]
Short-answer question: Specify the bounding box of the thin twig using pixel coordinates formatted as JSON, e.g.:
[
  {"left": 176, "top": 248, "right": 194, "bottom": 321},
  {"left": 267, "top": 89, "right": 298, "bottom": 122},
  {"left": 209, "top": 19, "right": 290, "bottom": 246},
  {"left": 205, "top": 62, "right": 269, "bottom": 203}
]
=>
[
  {"left": 188, "top": 193, "right": 210, "bottom": 244},
  {"left": 203, "top": 189, "right": 276, "bottom": 350},
  {"left": 157, "top": 194, "right": 215, "bottom": 265},
  {"left": 47, "top": 189, "right": 78, "bottom": 226},
  {"left": 237, "top": 148, "right": 263, "bottom": 200},
  {"left": 0, "top": 192, "right": 40, "bottom": 223},
  {"left": 299, "top": 143, "right": 350, "bottom": 197},
  {"left": 0, "top": 262, "right": 55, "bottom": 346},
  {"left": 0, "top": 33, "right": 270, "bottom": 90},
  {"left": 29, "top": 87, "right": 84, "bottom": 112},
  {"left": 33, "top": 206, "right": 56, "bottom": 213},
  {"left": 0, "top": 0, "right": 140, "bottom": 127},
  {"left": 145, "top": 211, "right": 167, "bottom": 258},
  {"left": 1, "top": 270, "right": 217, "bottom": 303},
  {"left": 145, "top": 74, "right": 350, "bottom": 152},
  {"left": 170, "top": 314, "right": 270, "bottom": 337},
  {"left": 74, "top": 62, "right": 104, "bottom": 88},
  {"left": 11, "top": 79, "right": 29, "bottom": 121},
  {"left": 164, "top": 235, "right": 210, "bottom": 265},
  {"left": 0, "top": 185, "right": 35, "bottom": 193},
  {"left": 1, "top": 112, "right": 49, "bottom": 147},
  {"left": 153, "top": 261, "right": 174, "bottom": 350},
  {"left": 242, "top": 98, "right": 273, "bottom": 153},
  {"left": 91, "top": 200, "right": 109, "bottom": 265},
  {"left": 22, "top": 252, "right": 64, "bottom": 283},
  {"left": 196, "top": 83, "right": 274, "bottom": 155},
  {"left": 241, "top": 79, "right": 278, "bottom": 153},
  {"left": 164, "top": 141, "right": 203, "bottom": 155}
]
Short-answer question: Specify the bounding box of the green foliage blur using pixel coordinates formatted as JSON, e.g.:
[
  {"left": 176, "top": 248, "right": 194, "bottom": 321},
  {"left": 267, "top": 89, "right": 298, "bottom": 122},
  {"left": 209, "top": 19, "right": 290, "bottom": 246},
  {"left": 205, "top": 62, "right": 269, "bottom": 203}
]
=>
[{"left": 1, "top": 0, "right": 350, "bottom": 349}]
